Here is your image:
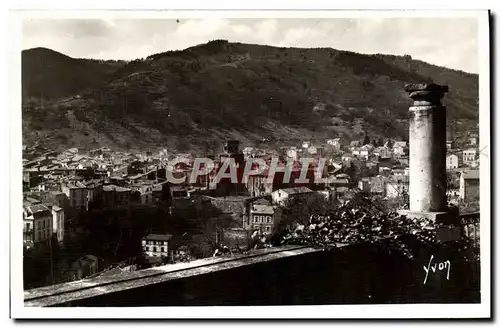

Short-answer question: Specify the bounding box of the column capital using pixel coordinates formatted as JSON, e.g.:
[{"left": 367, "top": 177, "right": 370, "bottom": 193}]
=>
[{"left": 404, "top": 83, "right": 448, "bottom": 106}]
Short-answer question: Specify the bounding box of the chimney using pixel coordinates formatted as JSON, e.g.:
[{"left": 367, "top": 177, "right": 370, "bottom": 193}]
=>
[{"left": 403, "top": 83, "right": 450, "bottom": 222}]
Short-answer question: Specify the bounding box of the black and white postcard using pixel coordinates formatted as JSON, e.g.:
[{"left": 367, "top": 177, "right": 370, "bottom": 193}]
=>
[{"left": 9, "top": 7, "right": 491, "bottom": 319}]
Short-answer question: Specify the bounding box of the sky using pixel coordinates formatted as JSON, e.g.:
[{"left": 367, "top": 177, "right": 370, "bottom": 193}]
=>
[{"left": 21, "top": 17, "right": 478, "bottom": 73}]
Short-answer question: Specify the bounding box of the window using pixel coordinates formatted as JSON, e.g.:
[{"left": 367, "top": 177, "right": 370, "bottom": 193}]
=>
[
  {"left": 266, "top": 226, "right": 271, "bottom": 232},
  {"left": 253, "top": 216, "right": 258, "bottom": 223},
  {"left": 43, "top": 220, "right": 45, "bottom": 229},
  {"left": 153, "top": 247, "right": 157, "bottom": 252},
  {"left": 160, "top": 247, "right": 164, "bottom": 252},
  {"left": 164, "top": 241, "right": 167, "bottom": 245},
  {"left": 25, "top": 223, "right": 30, "bottom": 230},
  {"left": 267, "top": 217, "right": 271, "bottom": 224},
  {"left": 37, "top": 231, "right": 40, "bottom": 241},
  {"left": 146, "top": 246, "right": 149, "bottom": 251}
]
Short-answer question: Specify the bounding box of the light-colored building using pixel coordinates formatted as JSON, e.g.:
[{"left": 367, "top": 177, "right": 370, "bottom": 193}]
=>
[
  {"left": 23, "top": 203, "right": 53, "bottom": 249},
  {"left": 460, "top": 170, "right": 480, "bottom": 203},
  {"left": 271, "top": 186, "right": 314, "bottom": 206},
  {"left": 142, "top": 234, "right": 172, "bottom": 258},
  {"left": 373, "top": 146, "right": 392, "bottom": 159},
  {"left": 359, "top": 149, "right": 370, "bottom": 160},
  {"left": 392, "top": 141, "right": 409, "bottom": 157},
  {"left": 250, "top": 204, "right": 275, "bottom": 235},
  {"left": 463, "top": 148, "right": 478, "bottom": 166},
  {"left": 307, "top": 145, "right": 318, "bottom": 155},
  {"left": 341, "top": 153, "right": 353, "bottom": 163},
  {"left": 349, "top": 140, "right": 361, "bottom": 150},
  {"left": 446, "top": 154, "right": 459, "bottom": 169},
  {"left": 286, "top": 147, "right": 298, "bottom": 160},
  {"left": 385, "top": 177, "right": 409, "bottom": 199},
  {"left": 327, "top": 138, "right": 343, "bottom": 147}
]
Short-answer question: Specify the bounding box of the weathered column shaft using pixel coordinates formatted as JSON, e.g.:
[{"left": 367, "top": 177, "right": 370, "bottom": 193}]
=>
[{"left": 405, "top": 84, "right": 448, "bottom": 213}]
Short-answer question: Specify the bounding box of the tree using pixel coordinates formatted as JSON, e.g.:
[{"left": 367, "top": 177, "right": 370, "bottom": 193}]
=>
[
  {"left": 377, "top": 137, "right": 384, "bottom": 147},
  {"left": 362, "top": 135, "right": 370, "bottom": 145},
  {"left": 277, "top": 193, "right": 337, "bottom": 232}
]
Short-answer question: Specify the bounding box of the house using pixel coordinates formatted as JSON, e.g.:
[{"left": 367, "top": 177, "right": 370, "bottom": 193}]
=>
[
  {"left": 468, "top": 136, "right": 478, "bottom": 146},
  {"left": 301, "top": 141, "right": 311, "bottom": 149},
  {"left": 142, "top": 234, "right": 172, "bottom": 259},
  {"left": 351, "top": 147, "right": 360, "bottom": 157},
  {"left": 392, "top": 169, "right": 406, "bottom": 179},
  {"left": 170, "top": 186, "right": 189, "bottom": 200},
  {"left": 307, "top": 145, "right": 318, "bottom": 155},
  {"left": 328, "top": 177, "right": 350, "bottom": 188},
  {"left": 359, "top": 144, "right": 373, "bottom": 160},
  {"left": 316, "top": 147, "right": 325, "bottom": 157},
  {"left": 327, "top": 138, "right": 342, "bottom": 147},
  {"left": 358, "top": 178, "right": 370, "bottom": 192},
  {"left": 271, "top": 186, "right": 314, "bottom": 206},
  {"left": 286, "top": 147, "right": 298, "bottom": 160},
  {"left": 84, "top": 179, "right": 104, "bottom": 207},
  {"left": 242, "top": 147, "right": 257, "bottom": 158},
  {"left": 23, "top": 203, "right": 53, "bottom": 249},
  {"left": 385, "top": 177, "right": 409, "bottom": 199},
  {"left": 379, "top": 166, "right": 392, "bottom": 177},
  {"left": 341, "top": 153, "right": 353, "bottom": 163},
  {"left": 349, "top": 140, "right": 360, "bottom": 150},
  {"left": 392, "top": 141, "right": 409, "bottom": 157},
  {"left": 446, "top": 154, "right": 459, "bottom": 169},
  {"left": 102, "top": 185, "right": 132, "bottom": 209},
  {"left": 61, "top": 181, "right": 88, "bottom": 210},
  {"left": 459, "top": 170, "right": 480, "bottom": 203},
  {"left": 373, "top": 146, "right": 392, "bottom": 159},
  {"left": 249, "top": 204, "right": 275, "bottom": 235},
  {"left": 246, "top": 173, "right": 274, "bottom": 198},
  {"left": 463, "top": 148, "right": 478, "bottom": 165},
  {"left": 370, "top": 176, "right": 386, "bottom": 196}
]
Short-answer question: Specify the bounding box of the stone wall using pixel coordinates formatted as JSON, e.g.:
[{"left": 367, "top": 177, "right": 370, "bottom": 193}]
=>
[{"left": 34, "top": 238, "right": 480, "bottom": 307}]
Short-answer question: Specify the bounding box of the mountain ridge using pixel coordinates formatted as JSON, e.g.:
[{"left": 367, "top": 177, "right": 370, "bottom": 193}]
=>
[{"left": 21, "top": 40, "right": 479, "bottom": 153}]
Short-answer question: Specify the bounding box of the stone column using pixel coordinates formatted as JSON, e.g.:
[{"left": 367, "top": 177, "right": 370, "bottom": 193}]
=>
[{"left": 404, "top": 83, "right": 448, "bottom": 217}]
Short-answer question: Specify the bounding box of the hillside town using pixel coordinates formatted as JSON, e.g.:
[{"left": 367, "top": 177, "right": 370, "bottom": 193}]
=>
[{"left": 22, "top": 125, "right": 480, "bottom": 288}]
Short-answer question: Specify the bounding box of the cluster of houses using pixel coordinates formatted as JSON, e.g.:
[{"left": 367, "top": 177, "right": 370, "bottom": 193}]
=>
[{"left": 22, "top": 131, "right": 480, "bottom": 274}]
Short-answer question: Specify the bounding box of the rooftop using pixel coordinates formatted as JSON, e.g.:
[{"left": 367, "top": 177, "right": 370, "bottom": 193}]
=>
[
  {"left": 250, "top": 204, "right": 275, "bottom": 215},
  {"left": 103, "top": 185, "right": 131, "bottom": 192},
  {"left": 143, "top": 234, "right": 173, "bottom": 241},
  {"left": 277, "top": 186, "right": 313, "bottom": 195},
  {"left": 462, "top": 170, "right": 480, "bottom": 180}
]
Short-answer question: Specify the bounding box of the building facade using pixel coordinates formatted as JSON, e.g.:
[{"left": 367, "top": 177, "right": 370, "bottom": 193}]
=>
[
  {"left": 460, "top": 170, "right": 480, "bottom": 203},
  {"left": 142, "top": 234, "right": 172, "bottom": 258},
  {"left": 250, "top": 204, "right": 275, "bottom": 235},
  {"left": 23, "top": 203, "right": 53, "bottom": 249},
  {"left": 446, "top": 154, "right": 459, "bottom": 169}
]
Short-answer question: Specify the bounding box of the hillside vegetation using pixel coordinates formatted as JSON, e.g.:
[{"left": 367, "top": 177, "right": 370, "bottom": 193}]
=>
[{"left": 21, "top": 40, "right": 479, "bottom": 153}]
